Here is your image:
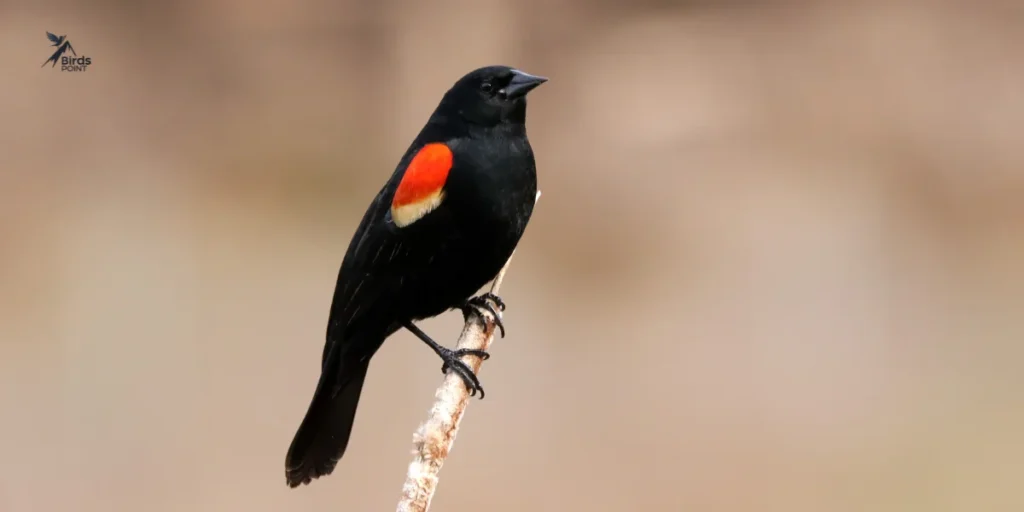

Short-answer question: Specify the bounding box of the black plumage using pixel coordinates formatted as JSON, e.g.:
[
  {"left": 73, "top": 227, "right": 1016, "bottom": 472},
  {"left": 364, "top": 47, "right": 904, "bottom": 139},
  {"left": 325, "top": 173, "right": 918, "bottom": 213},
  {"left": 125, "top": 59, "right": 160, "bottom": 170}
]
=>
[{"left": 285, "top": 65, "right": 546, "bottom": 488}]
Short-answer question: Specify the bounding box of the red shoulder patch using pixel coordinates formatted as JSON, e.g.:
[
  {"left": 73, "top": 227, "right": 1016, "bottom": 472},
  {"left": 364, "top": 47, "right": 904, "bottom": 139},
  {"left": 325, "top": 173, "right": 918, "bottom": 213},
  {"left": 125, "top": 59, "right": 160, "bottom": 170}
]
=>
[
  {"left": 393, "top": 143, "right": 453, "bottom": 208},
  {"left": 390, "top": 143, "right": 453, "bottom": 227}
]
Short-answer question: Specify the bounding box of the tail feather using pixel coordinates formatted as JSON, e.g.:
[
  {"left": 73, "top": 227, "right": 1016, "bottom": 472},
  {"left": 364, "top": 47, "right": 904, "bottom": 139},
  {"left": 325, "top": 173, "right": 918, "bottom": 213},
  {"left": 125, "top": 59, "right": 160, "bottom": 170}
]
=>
[{"left": 285, "top": 347, "right": 369, "bottom": 488}]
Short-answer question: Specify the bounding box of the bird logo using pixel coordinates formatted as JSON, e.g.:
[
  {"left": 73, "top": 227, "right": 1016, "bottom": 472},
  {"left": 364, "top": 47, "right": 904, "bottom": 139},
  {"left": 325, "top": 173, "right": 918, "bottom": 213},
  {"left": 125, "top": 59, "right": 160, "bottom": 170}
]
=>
[{"left": 42, "top": 32, "right": 76, "bottom": 68}]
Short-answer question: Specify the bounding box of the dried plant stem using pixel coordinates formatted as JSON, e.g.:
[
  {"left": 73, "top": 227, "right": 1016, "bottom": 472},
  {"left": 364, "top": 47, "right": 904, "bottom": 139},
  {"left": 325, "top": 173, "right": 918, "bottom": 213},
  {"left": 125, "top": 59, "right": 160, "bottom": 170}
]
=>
[{"left": 396, "top": 191, "right": 540, "bottom": 512}]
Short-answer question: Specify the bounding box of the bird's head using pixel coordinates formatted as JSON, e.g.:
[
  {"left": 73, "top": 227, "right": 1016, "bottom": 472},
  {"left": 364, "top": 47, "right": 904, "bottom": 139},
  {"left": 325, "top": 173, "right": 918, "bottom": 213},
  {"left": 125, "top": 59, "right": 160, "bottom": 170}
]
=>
[{"left": 436, "top": 65, "right": 547, "bottom": 128}]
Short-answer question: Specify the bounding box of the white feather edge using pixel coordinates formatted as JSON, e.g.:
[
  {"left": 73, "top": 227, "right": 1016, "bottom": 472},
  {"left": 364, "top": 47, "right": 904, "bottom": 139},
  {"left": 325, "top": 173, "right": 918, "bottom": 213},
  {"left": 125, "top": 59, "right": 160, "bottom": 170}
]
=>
[
  {"left": 391, "top": 190, "right": 446, "bottom": 228},
  {"left": 391, "top": 189, "right": 540, "bottom": 228}
]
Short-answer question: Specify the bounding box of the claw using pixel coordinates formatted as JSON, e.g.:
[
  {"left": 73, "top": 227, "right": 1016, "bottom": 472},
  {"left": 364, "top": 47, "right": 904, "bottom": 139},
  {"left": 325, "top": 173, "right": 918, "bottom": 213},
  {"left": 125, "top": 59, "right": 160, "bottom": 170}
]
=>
[
  {"left": 439, "top": 347, "right": 488, "bottom": 399},
  {"left": 479, "top": 292, "right": 506, "bottom": 311},
  {"left": 402, "top": 320, "right": 491, "bottom": 399},
  {"left": 440, "top": 348, "right": 491, "bottom": 372},
  {"left": 461, "top": 294, "right": 506, "bottom": 338}
]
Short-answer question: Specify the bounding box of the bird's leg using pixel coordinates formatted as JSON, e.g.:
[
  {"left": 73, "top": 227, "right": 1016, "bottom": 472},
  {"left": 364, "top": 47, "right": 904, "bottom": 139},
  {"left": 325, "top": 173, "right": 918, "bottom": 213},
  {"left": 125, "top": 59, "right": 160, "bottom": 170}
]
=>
[
  {"left": 460, "top": 292, "right": 506, "bottom": 338},
  {"left": 401, "top": 321, "right": 489, "bottom": 399}
]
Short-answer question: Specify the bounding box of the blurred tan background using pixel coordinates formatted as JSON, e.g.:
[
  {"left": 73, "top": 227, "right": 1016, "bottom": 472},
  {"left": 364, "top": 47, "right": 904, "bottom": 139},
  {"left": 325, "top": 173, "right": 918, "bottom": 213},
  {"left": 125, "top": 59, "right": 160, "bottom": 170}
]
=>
[{"left": 2, "top": 0, "right": 1023, "bottom": 510}]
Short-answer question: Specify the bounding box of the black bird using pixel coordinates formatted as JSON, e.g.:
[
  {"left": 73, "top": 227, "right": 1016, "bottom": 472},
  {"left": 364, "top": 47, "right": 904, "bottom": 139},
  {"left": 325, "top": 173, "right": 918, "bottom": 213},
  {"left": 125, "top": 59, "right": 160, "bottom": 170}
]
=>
[
  {"left": 42, "top": 32, "right": 75, "bottom": 68},
  {"left": 285, "top": 65, "right": 546, "bottom": 488}
]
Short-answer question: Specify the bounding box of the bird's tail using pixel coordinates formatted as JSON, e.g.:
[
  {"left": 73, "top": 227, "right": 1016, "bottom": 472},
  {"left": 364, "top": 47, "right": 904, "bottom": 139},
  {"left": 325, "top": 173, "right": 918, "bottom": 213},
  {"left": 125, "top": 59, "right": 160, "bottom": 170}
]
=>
[{"left": 285, "top": 345, "right": 369, "bottom": 488}]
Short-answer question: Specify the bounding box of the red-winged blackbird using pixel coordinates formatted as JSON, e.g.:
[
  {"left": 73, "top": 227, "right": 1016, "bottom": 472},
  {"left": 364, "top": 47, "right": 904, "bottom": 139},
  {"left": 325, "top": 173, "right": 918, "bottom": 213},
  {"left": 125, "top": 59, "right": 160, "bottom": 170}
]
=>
[{"left": 285, "top": 65, "right": 546, "bottom": 488}]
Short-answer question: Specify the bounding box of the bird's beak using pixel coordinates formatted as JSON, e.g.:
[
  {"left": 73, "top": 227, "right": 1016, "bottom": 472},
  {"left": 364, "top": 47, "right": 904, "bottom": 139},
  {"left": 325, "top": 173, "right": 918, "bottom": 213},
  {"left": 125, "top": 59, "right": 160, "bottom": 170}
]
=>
[{"left": 501, "top": 70, "right": 548, "bottom": 99}]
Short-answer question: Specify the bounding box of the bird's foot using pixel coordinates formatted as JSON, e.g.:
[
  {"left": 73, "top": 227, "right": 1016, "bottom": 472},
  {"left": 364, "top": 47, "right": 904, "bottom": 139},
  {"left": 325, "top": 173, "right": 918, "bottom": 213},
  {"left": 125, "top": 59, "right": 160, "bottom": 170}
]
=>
[
  {"left": 439, "top": 348, "right": 490, "bottom": 398},
  {"left": 461, "top": 293, "right": 506, "bottom": 337},
  {"left": 402, "top": 320, "right": 491, "bottom": 399},
  {"left": 479, "top": 292, "right": 507, "bottom": 311}
]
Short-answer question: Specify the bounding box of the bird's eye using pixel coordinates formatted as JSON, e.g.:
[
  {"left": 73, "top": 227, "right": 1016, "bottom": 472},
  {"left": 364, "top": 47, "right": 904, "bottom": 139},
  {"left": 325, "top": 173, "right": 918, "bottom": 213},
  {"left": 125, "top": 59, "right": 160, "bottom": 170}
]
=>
[{"left": 480, "top": 82, "right": 494, "bottom": 94}]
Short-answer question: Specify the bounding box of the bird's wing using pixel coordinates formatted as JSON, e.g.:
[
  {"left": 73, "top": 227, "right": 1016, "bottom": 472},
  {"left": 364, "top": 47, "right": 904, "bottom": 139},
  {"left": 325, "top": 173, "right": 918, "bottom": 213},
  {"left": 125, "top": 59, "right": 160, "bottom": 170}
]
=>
[
  {"left": 321, "top": 143, "right": 456, "bottom": 367},
  {"left": 320, "top": 204, "right": 448, "bottom": 370},
  {"left": 42, "top": 47, "right": 63, "bottom": 67},
  {"left": 46, "top": 32, "right": 60, "bottom": 44}
]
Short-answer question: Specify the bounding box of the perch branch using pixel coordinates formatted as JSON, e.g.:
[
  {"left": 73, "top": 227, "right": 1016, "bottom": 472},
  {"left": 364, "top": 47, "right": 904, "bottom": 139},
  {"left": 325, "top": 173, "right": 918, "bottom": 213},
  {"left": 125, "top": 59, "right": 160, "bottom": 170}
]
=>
[{"left": 396, "top": 191, "right": 540, "bottom": 512}]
